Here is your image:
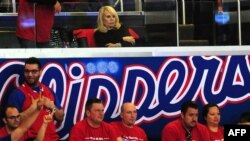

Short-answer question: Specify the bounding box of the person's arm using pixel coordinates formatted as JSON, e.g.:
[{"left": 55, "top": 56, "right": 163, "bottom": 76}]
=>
[
  {"left": 36, "top": 111, "right": 55, "bottom": 141},
  {"left": 54, "top": 1, "right": 61, "bottom": 13},
  {"left": 11, "top": 95, "right": 43, "bottom": 141},
  {"left": 43, "top": 97, "right": 64, "bottom": 122},
  {"left": 161, "top": 124, "right": 177, "bottom": 141},
  {"left": 19, "top": 95, "right": 43, "bottom": 120},
  {"left": 121, "top": 24, "right": 135, "bottom": 47},
  {"left": 53, "top": 108, "right": 64, "bottom": 122},
  {"left": 217, "top": 0, "right": 223, "bottom": 12},
  {"left": 8, "top": 89, "right": 46, "bottom": 122}
]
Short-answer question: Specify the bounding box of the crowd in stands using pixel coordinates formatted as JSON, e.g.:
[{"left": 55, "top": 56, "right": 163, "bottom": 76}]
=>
[{"left": 1, "top": 57, "right": 250, "bottom": 141}]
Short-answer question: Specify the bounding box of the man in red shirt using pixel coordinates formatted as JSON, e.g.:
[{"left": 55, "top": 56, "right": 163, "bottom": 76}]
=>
[
  {"left": 161, "top": 100, "right": 210, "bottom": 141},
  {"left": 16, "top": 0, "right": 61, "bottom": 48},
  {"left": 69, "top": 98, "right": 119, "bottom": 141},
  {"left": 8, "top": 57, "right": 65, "bottom": 141},
  {"left": 0, "top": 95, "right": 42, "bottom": 141},
  {"left": 111, "top": 102, "right": 148, "bottom": 141}
]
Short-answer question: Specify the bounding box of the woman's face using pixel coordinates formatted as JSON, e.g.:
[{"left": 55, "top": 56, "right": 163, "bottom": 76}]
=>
[
  {"left": 102, "top": 10, "right": 116, "bottom": 29},
  {"left": 206, "top": 106, "right": 221, "bottom": 126}
]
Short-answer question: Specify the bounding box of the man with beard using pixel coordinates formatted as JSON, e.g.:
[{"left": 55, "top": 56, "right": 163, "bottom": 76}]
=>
[
  {"left": 161, "top": 100, "right": 210, "bottom": 141},
  {"left": 8, "top": 57, "right": 64, "bottom": 141},
  {"left": 110, "top": 102, "right": 148, "bottom": 141}
]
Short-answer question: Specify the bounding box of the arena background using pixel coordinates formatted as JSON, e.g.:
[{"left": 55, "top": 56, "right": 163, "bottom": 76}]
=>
[{"left": 0, "top": 47, "right": 250, "bottom": 140}]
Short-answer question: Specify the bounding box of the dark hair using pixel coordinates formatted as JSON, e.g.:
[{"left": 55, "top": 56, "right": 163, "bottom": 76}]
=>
[
  {"left": 181, "top": 100, "right": 198, "bottom": 114},
  {"left": 85, "top": 98, "right": 103, "bottom": 112},
  {"left": 202, "top": 103, "right": 220, "bottom": 119},
  {"left": 25, "top": 57, "right": 41, "bottom": 70},
  {"left": 1, "top": 105, "right": 19, "bottom": 118},
  {"left": 240, "top": 112, "right": 250, "bottom": 123}
]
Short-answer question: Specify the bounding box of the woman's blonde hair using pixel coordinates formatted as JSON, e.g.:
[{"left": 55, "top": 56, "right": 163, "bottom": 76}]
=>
[{"left": 96, "top": 6, "right": 121, "bottom": 33}]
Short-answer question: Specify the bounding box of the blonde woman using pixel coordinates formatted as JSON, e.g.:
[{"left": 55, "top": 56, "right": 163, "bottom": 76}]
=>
[{"left": 94, "top": 6, "right": 135, "bottom": 47}]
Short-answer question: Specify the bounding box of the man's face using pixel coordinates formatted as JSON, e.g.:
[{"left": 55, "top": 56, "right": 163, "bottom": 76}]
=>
[
  {"left": 24, "top": 64, "right": 40, "bottom": 87},
  {"left": 120, "top": 103, "right": 137, "bottom": 127},
  {"left": 87, "top": 103, "right": 104, "bottom": 125},
  {"left": 3, "top": 107, "right": 21, "bottom": 130},
  {"left": 182, "top": 107, "right": 198, "bottom": 129}
]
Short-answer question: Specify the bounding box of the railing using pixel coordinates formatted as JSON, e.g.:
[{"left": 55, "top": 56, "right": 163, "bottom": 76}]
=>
[
  {"left": 181, "top": 0, "right": 186, "bottom": 25},
  {"left": 176, "top": 0, "right": 179, "bottom": 46},
  {"left": 1, "top": 0, "right": 250, "bottom": 47},
  {"left": 180, "top": 0, "right": 243, "bottom": 45}
]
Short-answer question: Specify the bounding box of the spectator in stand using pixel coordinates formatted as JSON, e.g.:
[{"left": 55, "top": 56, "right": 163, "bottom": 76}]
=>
[
  {"left": 161, "top": 100, "right": 210, "bottom": 141},
  {"left": 8, "top": 57, "right": 64, "bottom": 141},
  {"left": 16, "top": 0, "right": 61, "bottom": 48},
  {"left": 110, "top": 102, "right": 148, "bottom": 141},
  {"left": 0, "top": 95, "right": 42, "bottom": 141},
  {"left": 238, "top": 112, "right": 250, "bottom": 125},
  {"left": 69, "top": 98, "right": 119, "bottom": 141},
  {"left": 0, "top": 104, "right": 55, "bottom": 141},
  {"left": 202, "top": 103, "right": 224, "bottom": 141},
  {"left": 0, "top": 93, "right": 54, "bottom": 141},
  {"left": 94, "top": 5, "right": 135, "bottom": 47}
]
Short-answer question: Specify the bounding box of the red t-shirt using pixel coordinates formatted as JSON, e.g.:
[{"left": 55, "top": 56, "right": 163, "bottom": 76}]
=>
[
  {"left": 19, "top": 83, "right": 59, "bottom": 141},
  {"left": 110, "top": 121, "right": 148, "bottom": 141},
  {"left": 206, "top": 126, "right": 224, "bottom": 141},
  {"left": 16, "top": 0, "right": 55, "bottom": 42},
  {"left": 161, "top": 119, "right": 210, "bottom": 141},
  {"left": 69, "top": 119, "right": 118, "bottom": 141}
]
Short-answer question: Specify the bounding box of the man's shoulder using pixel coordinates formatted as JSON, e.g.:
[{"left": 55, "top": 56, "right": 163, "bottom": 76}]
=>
[
  {"left": 167, "top": 118, "right": 181, "bottom": 126},
  {"left": 40, "top": 83, "right": 52, "bottom": 91},
  {"left": 75, "top": 119, "right": 86, "bottom": 125},
  {"left": 9, "top": 87, "right": 25, "bottom": 97},
  {"left": 72, "top": 119, "right": 87, "bottom": 129},
  {"left": 12, "top": 87, "right": 23, "bottom": 92},
  {"left": 163, "top": 118, "right": 181, "bottom": 131},
  {"left": 133, "top": 124, "right": 146, "bottom": 133}
]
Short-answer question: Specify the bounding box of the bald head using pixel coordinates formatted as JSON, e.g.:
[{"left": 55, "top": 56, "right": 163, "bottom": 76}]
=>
[
  {"left": 120, "top": 102, "right": 137, "bottom": 127},
  {"left": 121, "top": 103, "right": 136, "bottom": 112}
]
